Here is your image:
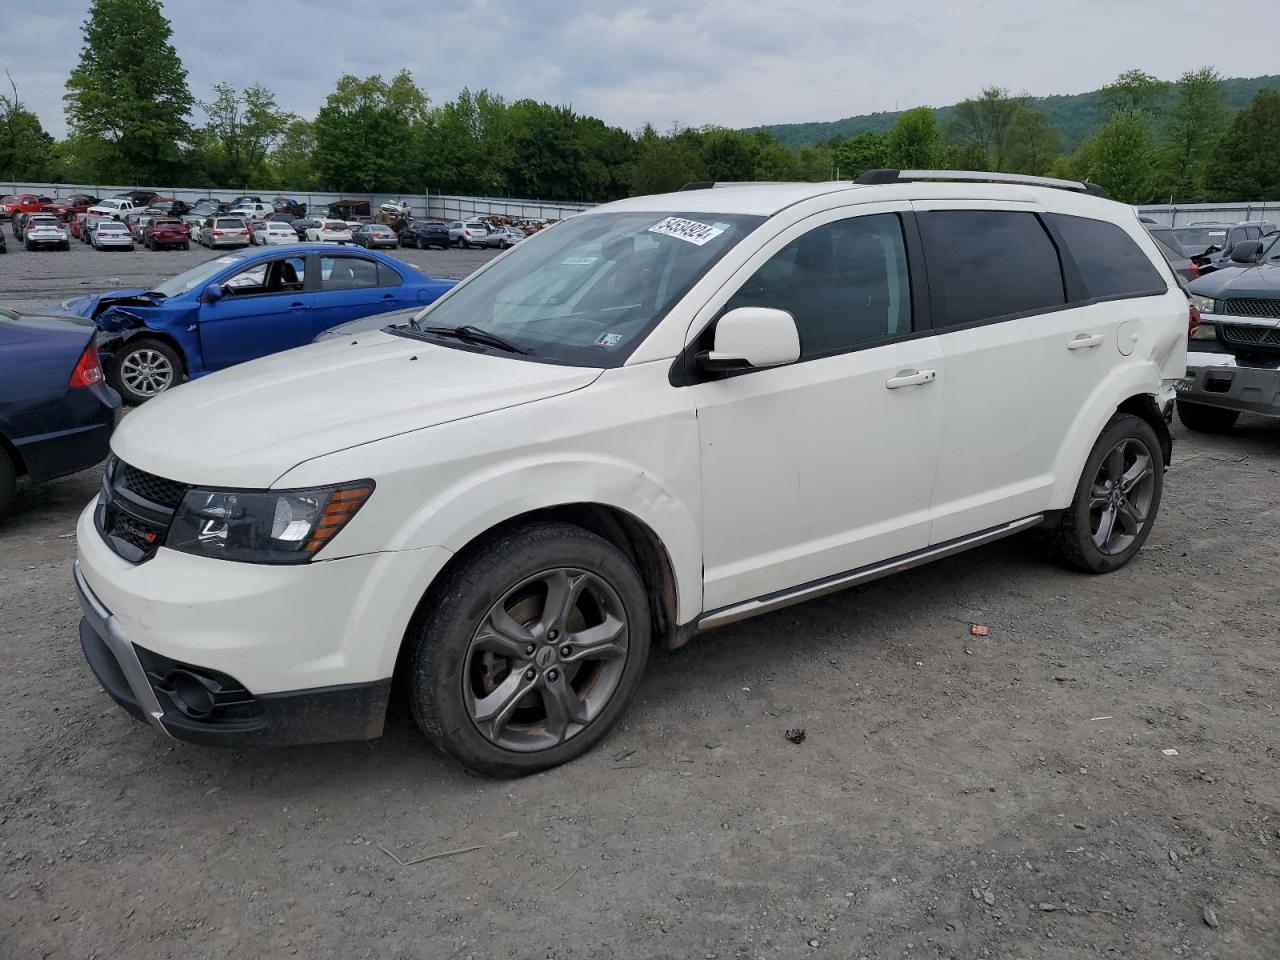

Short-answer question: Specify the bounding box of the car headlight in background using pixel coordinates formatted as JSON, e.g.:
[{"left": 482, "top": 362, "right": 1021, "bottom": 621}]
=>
[
  {"left": 1190, "top": 294, "right": 1217, "bottom": 315},
  {"left": 167, "top": 481, "right": 374, "bottom": 563},
  {"left": 1190, "top": 321, "right": 1219, "bottom": 341}
]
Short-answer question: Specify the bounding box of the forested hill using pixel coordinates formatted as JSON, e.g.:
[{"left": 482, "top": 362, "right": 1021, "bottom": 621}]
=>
[{"left": 749, "top": 74, "right": 1280, "bottom": 149}]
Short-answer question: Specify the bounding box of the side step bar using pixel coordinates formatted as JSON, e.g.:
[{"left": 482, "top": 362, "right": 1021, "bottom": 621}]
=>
[{"left": 696, "top": 515, "right": 1044, "bottom": 632}]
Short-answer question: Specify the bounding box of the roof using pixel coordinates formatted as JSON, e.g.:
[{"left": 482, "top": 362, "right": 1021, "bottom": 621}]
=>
[{"left": 595, "top": 180, "right": 1126, "bottom": 219}]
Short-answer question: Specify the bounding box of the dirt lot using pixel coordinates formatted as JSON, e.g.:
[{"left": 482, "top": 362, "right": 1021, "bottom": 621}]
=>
[{"left": 1, "top": 243, "right": 1278, "bottom": 959}]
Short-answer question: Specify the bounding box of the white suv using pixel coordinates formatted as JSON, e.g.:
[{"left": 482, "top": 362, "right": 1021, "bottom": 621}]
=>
[{"left": 74, "top": 171, "right": 1189, "bottom": 776}]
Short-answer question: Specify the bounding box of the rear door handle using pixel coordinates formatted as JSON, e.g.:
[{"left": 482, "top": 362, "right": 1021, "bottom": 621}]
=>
[
  {"left": 290, "top": 302, "right": 309, "bottom": 311},
  {"left": 1068, "top": 333, "right": 1104, "bottom": 350},
  {"left": 885, "top": 368, "right": 937, "bottom": 389}
]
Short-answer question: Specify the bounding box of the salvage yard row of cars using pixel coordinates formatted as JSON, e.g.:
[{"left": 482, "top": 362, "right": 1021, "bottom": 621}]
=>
[
  {"left": 6, "top": 170, "right": 1280, "bottom": 779},
  {"left": 2, "top": 190, "right": 536, "bottom": 256}
]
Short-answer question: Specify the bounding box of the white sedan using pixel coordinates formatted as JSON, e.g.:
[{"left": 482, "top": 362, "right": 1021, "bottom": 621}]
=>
[
  {"left": 254, "top": 221, "right": 300, "bottom": 245},
  {"left": 305, "top": 219, "right": 353, "bottom": 243}
]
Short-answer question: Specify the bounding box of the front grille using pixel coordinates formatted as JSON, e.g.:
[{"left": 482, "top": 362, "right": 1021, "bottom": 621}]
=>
[
  {"left": 95, "top": 458, "right": 188, "bottom": 563},
  {"left": 1223, "top": 298, "right": 1280, "bottom": 320},
  {"left": 116, "top": 462, "right": 187, "bottom": 508},
  {"left": 1220, "top": 323, "right": 1280, "bottom": 352}
]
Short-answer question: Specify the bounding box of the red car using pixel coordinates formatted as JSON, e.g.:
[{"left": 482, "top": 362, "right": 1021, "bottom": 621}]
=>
[
  {"left": 43, "top": 194, "right": 99, "bottom": 221},
  {"left": 0, "top": 194, "right": 52, "bottom": 220},
  {"left": 142, "top": 218, "right": 190, "bottom": 251}
]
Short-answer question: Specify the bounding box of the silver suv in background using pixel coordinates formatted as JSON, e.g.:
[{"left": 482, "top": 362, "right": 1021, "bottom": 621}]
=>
[{"left": 449, "top": 220, "right": 490, "bottom": 248}]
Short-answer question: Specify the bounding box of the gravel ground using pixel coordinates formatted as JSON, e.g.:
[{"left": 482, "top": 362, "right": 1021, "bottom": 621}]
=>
[{"left": 1, "top": 243, "right": 1278, "bottom": 959}]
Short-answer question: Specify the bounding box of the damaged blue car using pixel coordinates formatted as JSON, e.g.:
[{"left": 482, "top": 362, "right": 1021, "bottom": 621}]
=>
[{"left": 57, "top": 244, "right": 456, "bottom": 403}]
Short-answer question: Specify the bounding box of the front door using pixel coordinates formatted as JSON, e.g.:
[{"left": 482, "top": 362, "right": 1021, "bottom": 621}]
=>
[
  {"left": 691, "top": 207, "right": 944, "bottom": 611},
  {"left": 197, "top": 255, "right": 313, "bottom": 370}
]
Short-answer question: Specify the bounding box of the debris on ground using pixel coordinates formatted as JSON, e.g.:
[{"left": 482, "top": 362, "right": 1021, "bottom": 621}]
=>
[
  {"left": 1162, "top": 748, "right": 1179, "bottom": 757},
  {"left": 785, "top": 728, "right": 806, "bottom": 744},
  {"left": 1203, "top": 905, "right": 1220, "bottom": 928},
  {"left": 970, "top": 624, "right": 990, "bottom": 637}
]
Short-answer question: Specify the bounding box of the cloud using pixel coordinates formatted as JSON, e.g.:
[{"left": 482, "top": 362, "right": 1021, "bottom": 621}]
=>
[{"left": 0, "top": 0, "right": 1270, "bottom": 140}]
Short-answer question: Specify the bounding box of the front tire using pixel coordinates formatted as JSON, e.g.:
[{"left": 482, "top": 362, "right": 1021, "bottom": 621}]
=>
[
  {"left": 0, "top": 445, "right": 17, "bottom": 520},
  {"left": 1176, "top": 400, "right": 1239, "bottom": 433},
  {"left": 408, "top": 521, "right": 652, "bottom": 777},
  {"left": 107, "top": 338, "right": 184, "bottom": 404},
  {"left": 1046, "top": 412, "right": 1163, "bottom": 574}
]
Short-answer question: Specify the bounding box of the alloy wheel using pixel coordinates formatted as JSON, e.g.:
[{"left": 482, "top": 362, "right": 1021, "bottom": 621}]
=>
[
  {"left": 1089, "top": 437, "right": 1156, "bottom": 555},
  {"left": 463, "top": 567, "right": 629, "bottom": 752},
  {"left": 119, "top": 348, "right": 175, "bottom": 397}
]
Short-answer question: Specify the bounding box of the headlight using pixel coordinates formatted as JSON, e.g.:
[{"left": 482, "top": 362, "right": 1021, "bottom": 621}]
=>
[
  {"left": 1190, "top": 321, "right": 1218, "bottom": 341},
  {"left": 1190, "top": 294, "right": 1217, "bottom": 314},
  {"left": 167, "top": 481, "right": 374, "bottom": 564}
]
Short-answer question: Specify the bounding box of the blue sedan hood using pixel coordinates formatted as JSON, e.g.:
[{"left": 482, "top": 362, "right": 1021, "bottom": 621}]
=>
[{"left": 56, "top": 288, "right": 152, "bottom": 320}]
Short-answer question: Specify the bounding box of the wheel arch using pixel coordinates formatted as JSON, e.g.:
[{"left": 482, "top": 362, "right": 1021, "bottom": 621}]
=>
[{"left": 1049, "top": 364, "right": 1173, "bottom": 508}]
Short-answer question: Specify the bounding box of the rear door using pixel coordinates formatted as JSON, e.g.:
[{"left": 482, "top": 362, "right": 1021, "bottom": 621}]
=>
[
  {"left": 197, "top": 255, "right": 313, "bottom": 370},
  {"left": 310, "top": 253, "right": 405, "bottom": 337}
]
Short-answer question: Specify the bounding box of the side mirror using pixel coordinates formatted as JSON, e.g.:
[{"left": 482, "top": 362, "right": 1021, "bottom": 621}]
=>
[
  {"left": 698, "top": 307, "right": 800, "bottom": 372},
  {"left": 205, "top": 283, "right": 224, "bottom": 302},
  {"left": 1230, "top": 240, "right": 1263, "bottom": 265}
]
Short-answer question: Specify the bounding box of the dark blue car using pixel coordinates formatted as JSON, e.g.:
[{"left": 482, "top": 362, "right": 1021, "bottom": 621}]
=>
[
  {"left": 57, "top": 244, "right": 456, "bottom": 403},
  {"left": 0, "top": 307, "right": 120, "bottom": 518}
]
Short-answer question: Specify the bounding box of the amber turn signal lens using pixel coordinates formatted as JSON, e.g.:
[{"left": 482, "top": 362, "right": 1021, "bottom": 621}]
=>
[{"left": 303, "top": 483, "right": 374, "bottom": 554}]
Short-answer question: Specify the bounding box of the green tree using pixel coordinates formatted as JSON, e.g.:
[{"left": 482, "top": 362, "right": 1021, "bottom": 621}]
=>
[
  {"left": 1004, "top": 107, "right": 1063, "bottom": 176},
  {"left": 1099, "top": 69, "right": 1168, "bottom": 115},
  {"left": 700, "top": 127, "right": 756, "bottom": 181},
  {"left": 885, "top": 107, "right": 942, "bottom": 168},
  {"left": 831, "top": 131, "right": 888, "bottom": 178},
  {"left": 270, "top": 119, "right": 318, "bottom": 189},
  {"left": 1078, "top": 110, "right": 1157, "bottom": 203},
  {"left": 313, "top": 71, "right": 427, "bottom": 192},
  {"left": 951, "top": 87, "right": 1022, "bottom": 168},
  {"left": 1160, "top": 67, "right": 1228, "bottom": 201},
  {"left": 199, "top": 82, "right": 294, "bottom": 187},
  {"left": 0, "top": 73, "right": 54, "bottom": 180},
  {"left": 629, "top": 124, "right": 704, "bottom": 195},
  {"left": 64, "top": 0, "right": 193, "bottom": 182},
  {"left": 1206, "top": 88, "right": 1280, "bottom": 201}
]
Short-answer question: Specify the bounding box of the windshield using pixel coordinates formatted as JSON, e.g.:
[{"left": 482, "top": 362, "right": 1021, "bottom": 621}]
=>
[
  {"left": 406, "top": 210, "right": 763, "bottom": 367},
  {"left": 1172, "top": 227, "right": 1228, "bottom": 250},
  {"left": 152, "top": 255, "right": 245, "bottom": 297},
  {"left": 324, "top": 221, "right": 347, "bottom": 230}
]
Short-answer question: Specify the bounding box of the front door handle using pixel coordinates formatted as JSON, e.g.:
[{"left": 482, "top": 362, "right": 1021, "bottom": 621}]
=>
[
  {"left": 1068, "top": 333, "right": 1104, "bottom": 350},
  {"left": 885, "top": 368, "right": 937, "bottom": 389},
  {"left": 290, "top": 302, "right": 310, "bottom": 311}
]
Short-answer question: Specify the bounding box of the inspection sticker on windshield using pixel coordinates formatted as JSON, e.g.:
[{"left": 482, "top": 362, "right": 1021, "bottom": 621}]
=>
[
  {"left": 562, "top": 255, "right": 597, "bottom": 265},
  {"left": 595, "top": 332, "right": 624, "bottom": 349},
  {"left": 649, "top": 217, "right": 724, "bottom": 246}
]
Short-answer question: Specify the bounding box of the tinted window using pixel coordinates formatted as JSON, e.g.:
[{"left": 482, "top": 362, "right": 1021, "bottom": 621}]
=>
[
  {"left": 320, "top": 256, "right": 380, "bottom": 290},
  {"left": 725, "top": 213, "right": 912, "bottom": 358},
  {"left": 1050, "top": 214, "right": 1167, "bottom": 300},
  {"left": 919, "top": 211, "right": 1064, "bottom": 326}
]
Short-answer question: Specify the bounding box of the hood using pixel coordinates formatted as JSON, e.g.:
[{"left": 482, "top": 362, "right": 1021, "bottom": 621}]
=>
[
  {"left": 313, "top": 307, "right": 420, "bottom": 342},
  {"left": 110, "top": 332, "right": 603, "bottom": 488},
  {"left": 56, "top": 288, "right": 152, "bottom": 320},
  {"left": 1190, "top": 263, "right": 1280, "bottom": 300}
]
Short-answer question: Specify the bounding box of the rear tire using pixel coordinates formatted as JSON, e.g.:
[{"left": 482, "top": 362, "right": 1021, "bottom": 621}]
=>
[
  {"left": 1045, "top": 412, "right": 1163, "bottom": 574},
  {"left": 1176, "top": 400, "right": 1239, "bottom": 433},
  {"left": 408, "top": 520, "right": 652, "bottom": 777},
  {"left": 0, "top": 446, "right": 17, "bottom": 520}
]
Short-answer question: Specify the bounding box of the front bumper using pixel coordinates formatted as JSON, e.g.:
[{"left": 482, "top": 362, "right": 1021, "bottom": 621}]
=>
[
  {"left": 75, "top": 561, "right": 392, "bottom": 746},
  {"left": 1178, "top": 349, "right": 1280, "bottom": 418}
]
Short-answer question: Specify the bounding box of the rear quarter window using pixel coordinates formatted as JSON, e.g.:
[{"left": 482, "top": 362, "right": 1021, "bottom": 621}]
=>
[{"left": 1049, "top": 214, "right": 1168, "bottom": 300}]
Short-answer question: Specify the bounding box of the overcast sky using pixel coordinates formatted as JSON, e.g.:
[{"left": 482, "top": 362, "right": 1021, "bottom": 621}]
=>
[{"left": 2, "top": 0, "right": 1272, "bottom": 138}]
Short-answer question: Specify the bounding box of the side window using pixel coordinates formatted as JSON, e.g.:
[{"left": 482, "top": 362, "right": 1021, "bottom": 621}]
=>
[
  {"left": 320, "top": 256, "right": 379, "bottom": 290},
  {"left": 378, "top": 263, "right": 403, "bottom": 287},
  {"left": 724, "top": 213, "right": 912, "bottom": 359},
  {"left": 222, "top": 257, "right": 306, "bottom": 297},
  {"left": 1048, "top": 214, "right": 1167, "bottom": 300},
  {"left": 918, "top": 211, "right": 1064, "bottom": 326}
]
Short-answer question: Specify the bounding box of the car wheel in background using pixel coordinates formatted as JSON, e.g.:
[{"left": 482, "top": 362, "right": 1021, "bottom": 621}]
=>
[
  {"left": 108, "top": 339, "right": 184, "bottom": 405},
  {"left": 0, "top": 446, "right": 17, "bottom": 519},
  {"left": 183, "top": 241, "right": 190, "bottom": 251},
  {"left": 408, "top": 520, "right": 652, "bottom": 777},
  {"left": 1045, "top": 412, "right": 1164, "bottom": 574},
  {"left": 1175, "top": 400, "right": 1239, "bottom": 433}
]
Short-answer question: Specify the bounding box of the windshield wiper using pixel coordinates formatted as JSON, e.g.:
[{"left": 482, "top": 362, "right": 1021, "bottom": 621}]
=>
[{"left": 423, "top": 324, "right": 531, "bottom": 355}]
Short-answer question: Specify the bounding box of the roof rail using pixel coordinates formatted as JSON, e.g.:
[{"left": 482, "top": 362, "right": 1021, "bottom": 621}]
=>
[{"left": 854, "top": 168, "right": 1109, "bottom": 199}]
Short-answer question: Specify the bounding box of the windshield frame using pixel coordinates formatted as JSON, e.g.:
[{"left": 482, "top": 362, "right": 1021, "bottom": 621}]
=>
[{"left": 394, "top": 209, "right": 765, "bottom": 368}]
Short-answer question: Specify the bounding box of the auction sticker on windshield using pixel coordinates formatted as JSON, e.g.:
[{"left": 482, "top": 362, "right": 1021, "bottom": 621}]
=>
[{"left": 649, "top": 217, "right": 724, "bottom": 246}]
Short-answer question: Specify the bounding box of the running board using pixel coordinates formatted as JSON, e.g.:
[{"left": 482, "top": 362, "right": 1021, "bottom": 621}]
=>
[{"left": 696, "top": 515, "right": 1044, "bottom": 632}]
